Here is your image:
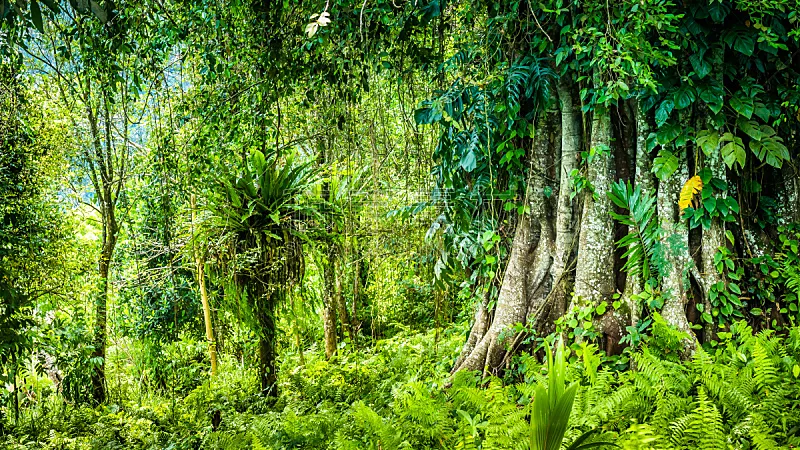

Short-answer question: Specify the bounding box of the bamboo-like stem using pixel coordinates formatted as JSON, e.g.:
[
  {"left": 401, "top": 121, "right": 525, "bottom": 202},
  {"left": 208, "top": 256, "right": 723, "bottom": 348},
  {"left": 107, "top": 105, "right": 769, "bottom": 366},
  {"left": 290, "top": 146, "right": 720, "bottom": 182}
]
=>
[{"left": 191, "top": 194, "right": 218, "bottom": 376}]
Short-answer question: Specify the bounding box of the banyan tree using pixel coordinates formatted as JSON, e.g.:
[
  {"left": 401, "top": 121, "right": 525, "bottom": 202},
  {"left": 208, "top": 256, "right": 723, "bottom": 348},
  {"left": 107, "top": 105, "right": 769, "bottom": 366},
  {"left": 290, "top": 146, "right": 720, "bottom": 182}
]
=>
[{"left": 405, "top": 0, "right": 800, "bottom": 375}]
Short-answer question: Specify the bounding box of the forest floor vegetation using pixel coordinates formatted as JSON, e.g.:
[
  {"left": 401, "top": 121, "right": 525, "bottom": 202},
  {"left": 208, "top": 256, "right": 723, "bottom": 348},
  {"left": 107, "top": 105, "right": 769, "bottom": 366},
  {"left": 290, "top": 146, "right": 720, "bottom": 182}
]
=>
[{"left": 2, "top": 318, "right": 799, "bottom": 449}]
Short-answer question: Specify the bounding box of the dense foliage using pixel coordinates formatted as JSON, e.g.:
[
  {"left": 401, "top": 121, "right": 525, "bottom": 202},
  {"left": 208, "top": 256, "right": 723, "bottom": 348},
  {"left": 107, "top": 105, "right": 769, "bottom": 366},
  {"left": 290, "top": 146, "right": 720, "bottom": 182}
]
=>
[{"left": 1, "top": 0, "right": 800, "bottom": 448}]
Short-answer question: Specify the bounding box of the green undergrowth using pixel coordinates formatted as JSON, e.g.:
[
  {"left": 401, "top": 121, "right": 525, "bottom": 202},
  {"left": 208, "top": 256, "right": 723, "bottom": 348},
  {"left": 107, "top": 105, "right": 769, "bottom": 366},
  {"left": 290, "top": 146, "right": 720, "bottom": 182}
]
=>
[{"left": 3, "top": 321, "right": 800, "bottom": 449}]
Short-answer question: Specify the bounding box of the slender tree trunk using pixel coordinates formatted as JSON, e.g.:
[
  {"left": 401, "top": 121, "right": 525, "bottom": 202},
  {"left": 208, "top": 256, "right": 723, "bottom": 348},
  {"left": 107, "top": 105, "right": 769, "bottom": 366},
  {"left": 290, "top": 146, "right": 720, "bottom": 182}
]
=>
[
  {"left": 573, "top": 98, "right": 619, "bottom": 334},
  {"left": 91, "top": 176, "right": 118, "bottom": 405},
  {"left": 322, "top": 306, "right": 337, "bottom": 358},
  {"left": 257, "top": 290, "right": 278, "bottom": 397},
  {"left": 351, "top": 247, "right": 363, "bottom": 343},
  {"left": 657, "top": 151, "right": 699, "bottom": 354},
  {"left": 322, "top": 255, "right": 338, "bottom": 358},
  {"left": 85, "top": 89, "right": 123, "bottom": 405},
  {"left": 191, "top": 194, "right": 218, "bottom": 376},
  {"left": 549, "top": 80, "right": 581, "bottom": 317},
  {"left": 334, "top": 256, "right": 354, "bottom": 343},
  {"left": 623, "top": 99, "right": 655, "bottom": 325},
  {"left": 91, "top": 239, "right": 113, "bottom": 404}
]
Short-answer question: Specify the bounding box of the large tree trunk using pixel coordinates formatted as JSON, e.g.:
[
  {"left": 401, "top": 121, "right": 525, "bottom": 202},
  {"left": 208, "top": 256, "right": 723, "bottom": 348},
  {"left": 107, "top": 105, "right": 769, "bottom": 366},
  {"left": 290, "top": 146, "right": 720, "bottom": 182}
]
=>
[
  {"left": 777, "top": 165, "right": 800, "bottom": 225},
  {"left": 450, "top": 197, "right": 533, "bottom": 374},
  {"left": 451, "top": 106, "right": 558, "bottom": 375},
  {"left": 452, "top": 289, "right": 491, "bottom": 370}
]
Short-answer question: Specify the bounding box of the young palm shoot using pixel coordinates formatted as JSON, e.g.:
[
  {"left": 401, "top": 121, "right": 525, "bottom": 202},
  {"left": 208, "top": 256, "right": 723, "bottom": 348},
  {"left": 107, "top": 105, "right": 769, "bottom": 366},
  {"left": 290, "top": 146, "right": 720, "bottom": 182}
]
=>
[{"left": 529, "top": 338, "right": 616, "bottom": 450}]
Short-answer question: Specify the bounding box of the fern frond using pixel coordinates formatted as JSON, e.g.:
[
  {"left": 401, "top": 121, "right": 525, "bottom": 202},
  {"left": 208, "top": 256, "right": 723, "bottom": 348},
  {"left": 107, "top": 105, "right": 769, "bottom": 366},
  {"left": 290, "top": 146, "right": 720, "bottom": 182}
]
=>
[
  {"left": 668, "top": 387, "right": 724, "bottom": 449},
  {"left": 619, "top": 422, "right": 669, "bottom": 450},
  {"left": 608, "top": 180, "right": 661, "bottom": 281},
  {"left": 752, "top": 340, "right": 779, "bottom": 392},
  {"left": 747, "top": 412, "right": 781, "bottom": 450}
]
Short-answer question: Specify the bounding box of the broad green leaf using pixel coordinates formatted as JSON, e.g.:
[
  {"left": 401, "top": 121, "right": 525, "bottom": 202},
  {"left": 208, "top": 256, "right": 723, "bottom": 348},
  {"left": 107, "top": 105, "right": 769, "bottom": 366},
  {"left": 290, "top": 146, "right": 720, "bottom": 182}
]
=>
[
  {"left": 689, "top": 52, "right": 711, "bottom": 79},
  {"left": 251, "top": 149, "right": 266, "bottom": 172},
  {"left": 656, "top": 122, "right": 681, "bottom": 145},
  {"left": 730, "top": 95, "right": 754, "bottom": 119},
  {"left": 698, "top": 167, "right": 712, "bottom": 184},
  {"left": 751, "top": 136, "right": 789, "bottom": 168},
  {"left": 726, "top": 197, "right": 740, "bottom": 214},
  {"left": 414, "top": 107, "right": 434, "bottom": 125},
  {"left": 759, "top": 125, "right": 776, "bottom": 138},
  {"left": 460, "top": 149, "right": 477, "bottom": 172},
  {"left": 646, "top": 133, "right": 658, "bottom": 152},
  {"left": 699, "top": 82, "right": 724, "bottom": 113},
  {"left": 673, "top": 86, "right": 696, "bottom": 110},
  {"left": 655, "top": 99, "right": 674, "bottom": 126},
  {"left": 703, "top": 197, "right": 716, "bottom": 214},
  {"left": 652, "top": 150, "right": 679, "bottom": 180},
  {"left": 753, "top": 102, "right": 771, "bottom": 121},
  {"left": 709, "top": 2, "right": 728, "bottom": 22},
  {"left": 718, "top": 199, "right": 729, "bottom": 216},
  {"left": 721, "top": 137, "right": 746, "bottom": 169},
  {"left": 736, "top": 117, "right": 761, "bottom": 141},
  {"left": 733, "top": 33, "right": 755, "bottom": 56},
  {"left": 695, "top": 130, "right": 719, "bottom": 156},
  {"left": 710, "top": 178, "right": 728, "bottom": 191}
]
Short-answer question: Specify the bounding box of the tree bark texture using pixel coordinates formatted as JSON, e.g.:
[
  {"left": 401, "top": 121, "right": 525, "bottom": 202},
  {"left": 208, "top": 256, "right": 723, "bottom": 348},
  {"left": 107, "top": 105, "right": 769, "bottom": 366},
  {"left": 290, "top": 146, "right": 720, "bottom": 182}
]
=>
[
  {"left": 657, "top": 151, "right": 699, "bottom": 354},
  {"left": 621, "top": 99, "right": 655, "bottom": 326},
  {"left": 573, "top": 105, "right": 616, "bottom": 312},
  {"left": 549, "top": 80, "right": 581, "bottom": 319}
]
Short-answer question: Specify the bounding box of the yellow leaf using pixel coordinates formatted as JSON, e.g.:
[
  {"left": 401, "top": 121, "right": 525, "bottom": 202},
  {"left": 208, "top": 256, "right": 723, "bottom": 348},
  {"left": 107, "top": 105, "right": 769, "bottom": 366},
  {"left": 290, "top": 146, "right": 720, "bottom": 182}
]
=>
[{"left": 679, "top": 175, "right": 703, "bottom": 211}]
